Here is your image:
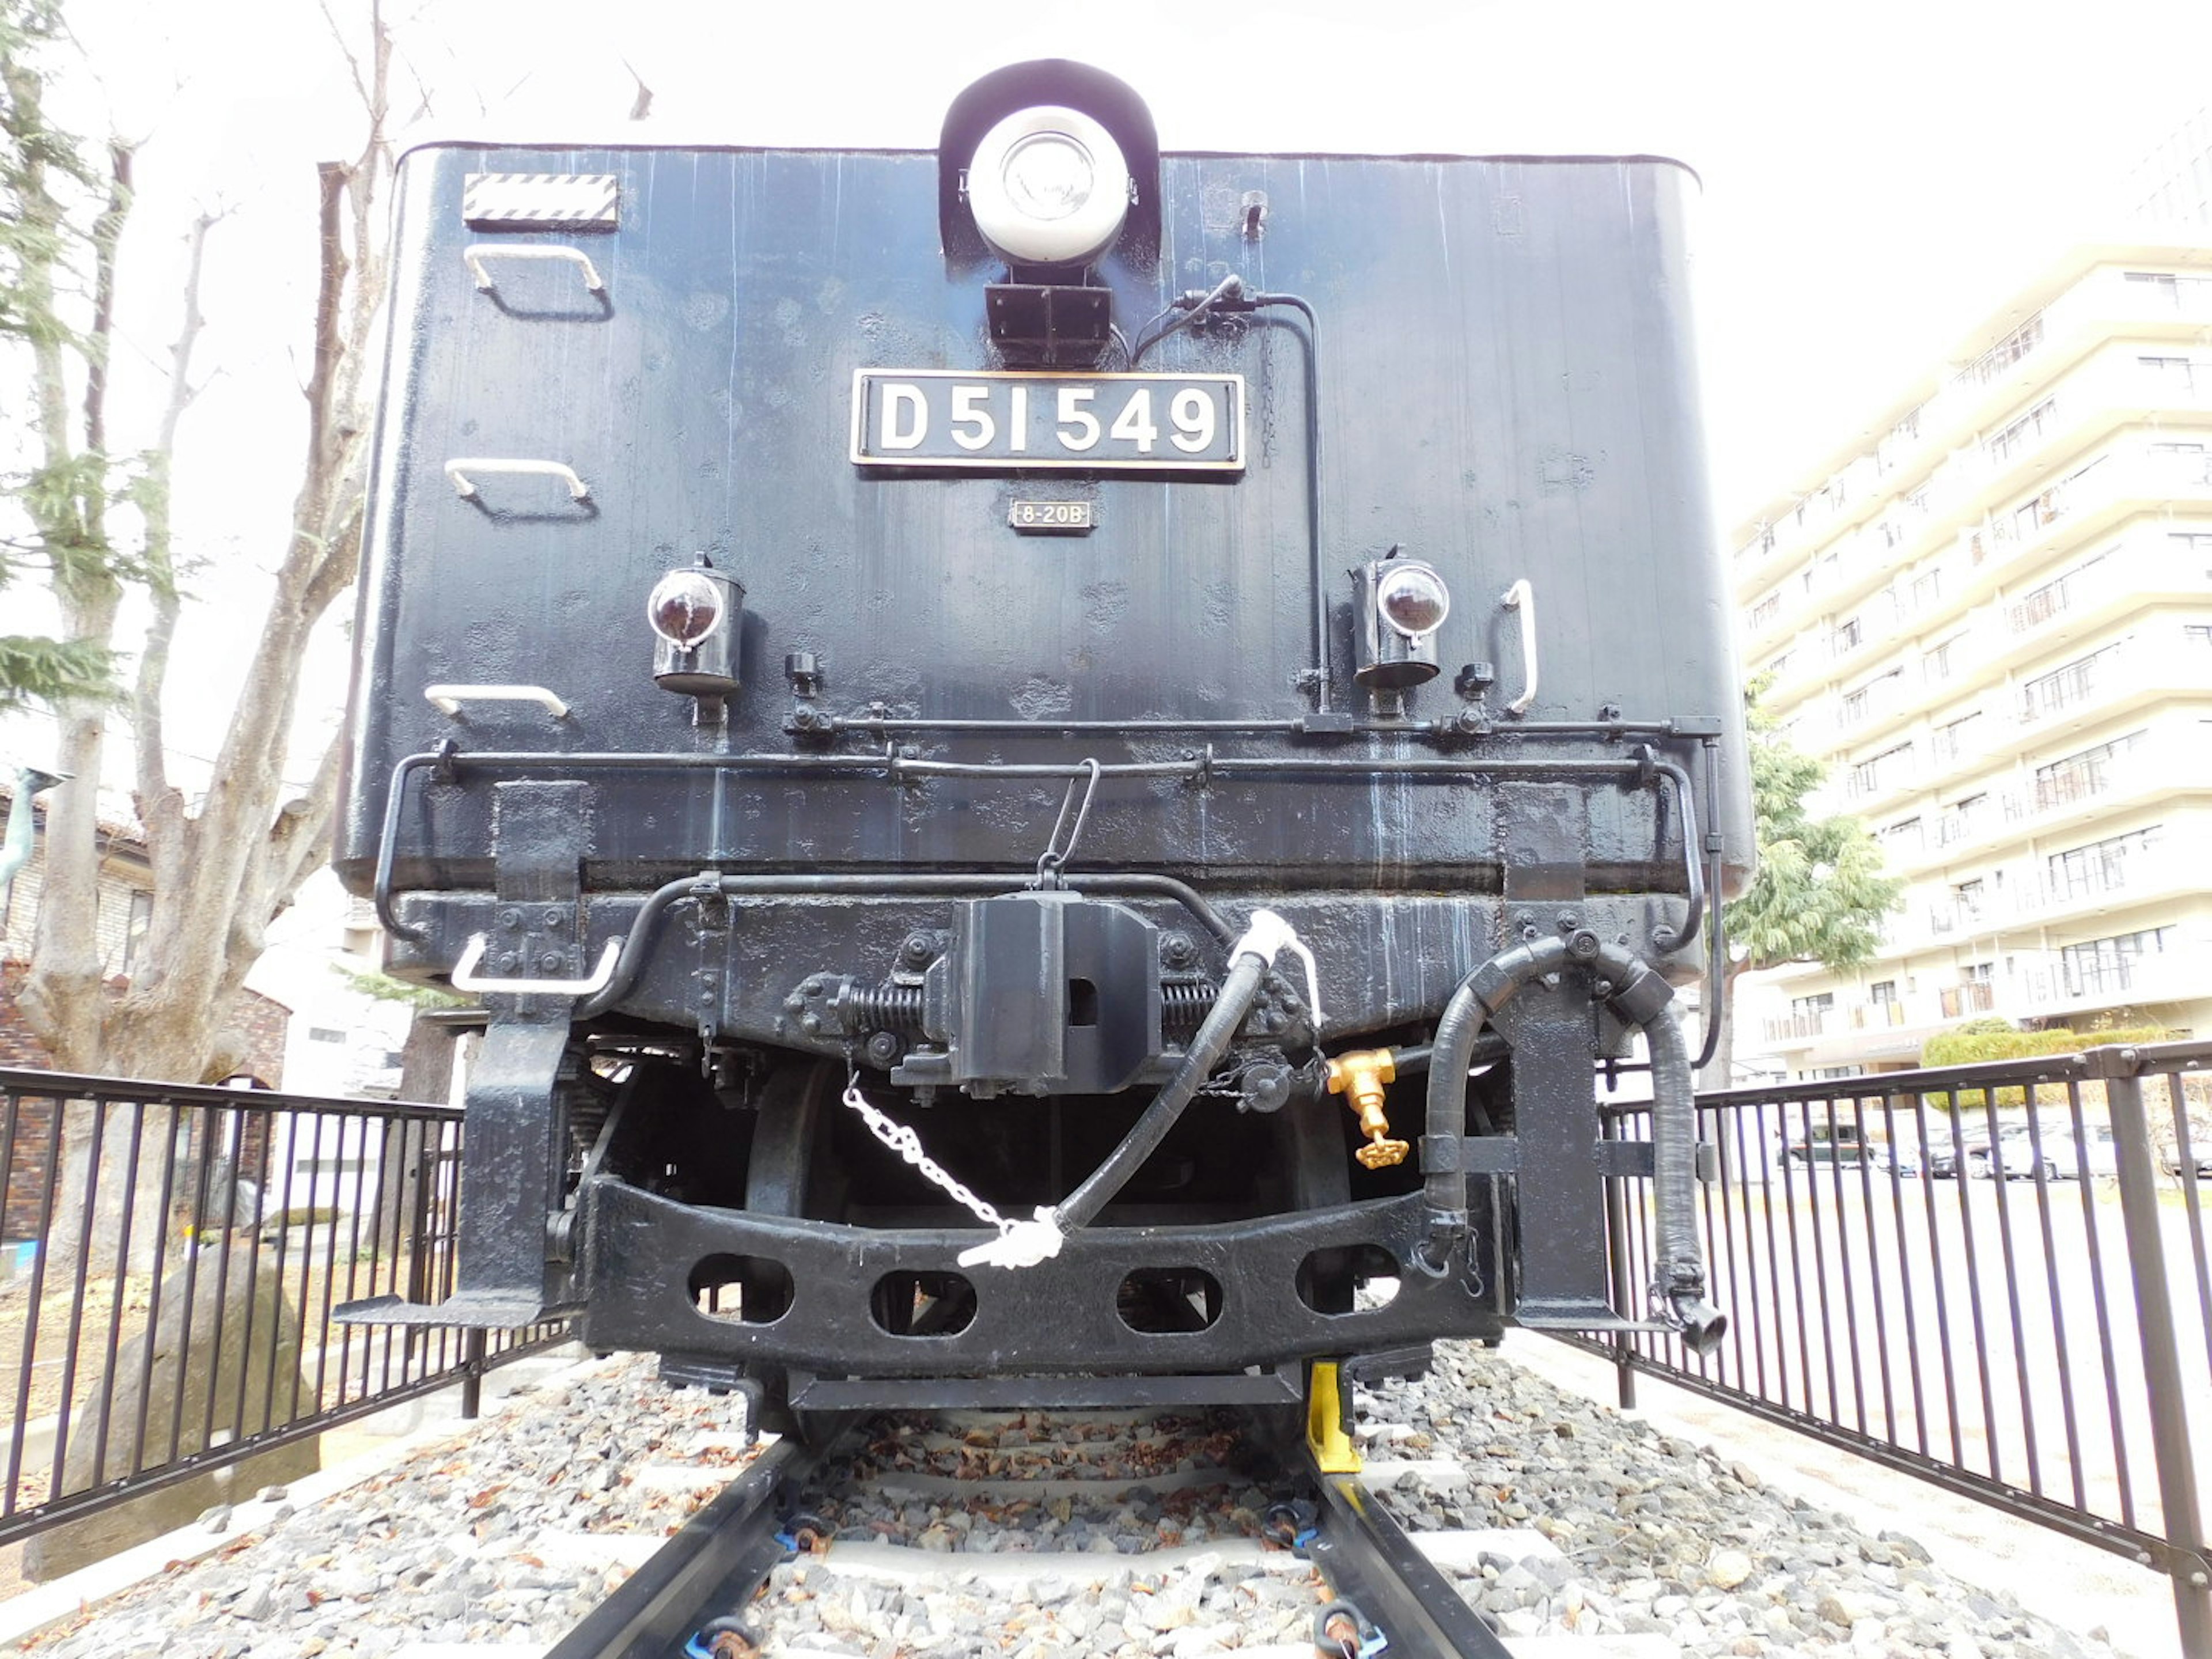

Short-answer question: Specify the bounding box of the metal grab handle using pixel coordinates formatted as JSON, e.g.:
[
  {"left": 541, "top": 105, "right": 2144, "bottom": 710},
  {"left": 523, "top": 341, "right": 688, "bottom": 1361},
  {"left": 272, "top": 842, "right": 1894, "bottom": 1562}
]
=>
[
  {"left": 444, "top": 457, "right": 591, "bottom": 501},
  {"left": 1501, "top": 578, "right": 1539, "bottom": 716},
  {"left": 424, "top": 684, "right": 571, "bottom": 718},
  {"left": 463, "top": 243, "right": 605, "bottom": 294},
  {"left": 450, "top": 935, "right": 623, "bottom": 997}
]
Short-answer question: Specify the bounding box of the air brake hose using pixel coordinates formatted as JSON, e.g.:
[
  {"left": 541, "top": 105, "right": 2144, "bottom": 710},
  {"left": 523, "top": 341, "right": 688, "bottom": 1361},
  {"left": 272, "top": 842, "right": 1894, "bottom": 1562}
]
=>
[
  {"left": 1055, "top": 949, "right": 1271, "bottom": 1230},
  {"left": 1418, "top": 930, "right": 1725, "bottom": 1355},
  {"left": 956, "top": 908, "right": 1319, "bottom": 1270}
]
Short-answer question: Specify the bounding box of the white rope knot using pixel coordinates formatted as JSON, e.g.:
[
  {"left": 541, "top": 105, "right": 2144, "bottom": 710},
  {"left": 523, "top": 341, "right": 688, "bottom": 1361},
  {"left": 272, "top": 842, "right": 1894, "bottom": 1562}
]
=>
[{"left": 956, "top": 1207, "right": 1065, "bottom": 1270}]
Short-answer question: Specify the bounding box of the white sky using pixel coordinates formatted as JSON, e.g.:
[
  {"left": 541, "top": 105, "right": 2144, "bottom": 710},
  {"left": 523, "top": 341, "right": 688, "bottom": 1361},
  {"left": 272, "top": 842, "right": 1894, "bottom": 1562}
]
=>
[{"left": 13, "top": 0, "right": 2212, "bottom": 786}]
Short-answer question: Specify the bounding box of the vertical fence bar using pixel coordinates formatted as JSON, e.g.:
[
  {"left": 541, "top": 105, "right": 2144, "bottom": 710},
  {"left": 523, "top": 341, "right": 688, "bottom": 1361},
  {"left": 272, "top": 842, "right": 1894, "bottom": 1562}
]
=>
[
  {"left": 1601, "top": 1108, "right": 1636, "bottom": 1408},
  {"left": 85, "top": 1099, "right": 150, "bottom": 1497},
  {"left": 50, "top": 1097, "right": 111, "bottom": 1496},
  {"left": 2096, "top": 1046, "right": 2212, "bottom": 1649},
  {"left": 5, "top": 1088, "right": 69, "bottom": 1515},
  {"left": 130, "top": 1100, "right": 185, "bottom": 1478},
  {"left": 461, "top": 1327, "right": 487, "bottom": 1421}
]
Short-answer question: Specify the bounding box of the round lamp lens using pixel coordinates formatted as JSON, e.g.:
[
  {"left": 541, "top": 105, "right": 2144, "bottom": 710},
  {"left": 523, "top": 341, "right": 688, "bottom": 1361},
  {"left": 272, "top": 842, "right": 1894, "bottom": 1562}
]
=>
[
  {"left": 1376, "top": 564, "right": 1450, "bottom": 637},
  {"left": 647, "top": 570, "right": 724, "bottom": 646},
  {"left": 1002, "top": 132, "right": 1094, "bottom": 221}
]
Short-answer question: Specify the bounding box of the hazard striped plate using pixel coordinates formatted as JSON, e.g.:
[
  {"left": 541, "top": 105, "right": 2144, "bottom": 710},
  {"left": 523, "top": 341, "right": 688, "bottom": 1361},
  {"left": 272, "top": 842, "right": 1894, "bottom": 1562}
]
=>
[{"left": 463, "top": 173, "right": 619, "bottom": 231}]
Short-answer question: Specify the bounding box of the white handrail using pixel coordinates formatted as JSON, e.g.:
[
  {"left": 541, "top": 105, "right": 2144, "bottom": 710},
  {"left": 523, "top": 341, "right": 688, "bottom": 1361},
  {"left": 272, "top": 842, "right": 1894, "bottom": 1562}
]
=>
[
  {"left": 463, "top": 243, "right": 605, "bottom": 294},
  {"left": 444, "top": 457, "right": 591, "bottom": 501},
  {"left": 450, "top": 936, "right": 623, "bottom": 997},
  {"left": 1501, "top": 579, "right": 1539, "bottom": 716},
  {"left": 423, "top": 684, "right": 571, "bottom": 719}
]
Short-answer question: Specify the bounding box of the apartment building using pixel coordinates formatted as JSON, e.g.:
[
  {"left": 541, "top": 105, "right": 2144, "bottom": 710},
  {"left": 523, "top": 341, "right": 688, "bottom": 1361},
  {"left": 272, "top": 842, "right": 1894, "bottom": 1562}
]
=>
[{"left": 1732, "top": 238, "right": 2212, "bottom": 1077}]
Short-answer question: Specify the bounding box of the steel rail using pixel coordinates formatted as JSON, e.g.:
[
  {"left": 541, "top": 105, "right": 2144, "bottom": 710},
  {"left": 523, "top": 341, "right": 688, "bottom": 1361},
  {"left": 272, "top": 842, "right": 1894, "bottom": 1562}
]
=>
[
  {"left": 539, "top": 1400, "right": 1517, "bottom": 1659},
  {"left": 1303, "top": 1459, "right": 1517, "bottom": 1658},
  {"left": 543, "top": 1418, "right": 854, "bottom": 1659}
]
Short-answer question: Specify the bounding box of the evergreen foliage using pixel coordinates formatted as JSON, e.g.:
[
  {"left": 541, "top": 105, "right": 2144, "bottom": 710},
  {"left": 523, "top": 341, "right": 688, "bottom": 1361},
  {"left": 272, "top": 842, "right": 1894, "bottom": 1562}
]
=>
[{"left": 1724, "top": 682, "right": 1906, "bottom": 979}]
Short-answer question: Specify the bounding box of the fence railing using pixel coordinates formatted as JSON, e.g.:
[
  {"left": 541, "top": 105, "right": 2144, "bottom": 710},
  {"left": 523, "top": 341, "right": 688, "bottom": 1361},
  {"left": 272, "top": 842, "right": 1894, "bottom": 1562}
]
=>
[
  {"left": 0, "top": 1067, "right": 565, "bottom": 1577},
  {"left": 1580, "top": 1039, "right": 2212, "bottom": 1654}
]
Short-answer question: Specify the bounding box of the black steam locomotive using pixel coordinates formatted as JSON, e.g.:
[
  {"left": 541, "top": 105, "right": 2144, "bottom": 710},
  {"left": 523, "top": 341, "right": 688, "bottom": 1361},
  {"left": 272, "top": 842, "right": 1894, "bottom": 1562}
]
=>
[{"left": 337, "top": 62, "right": 1749, "bottom": 1427}]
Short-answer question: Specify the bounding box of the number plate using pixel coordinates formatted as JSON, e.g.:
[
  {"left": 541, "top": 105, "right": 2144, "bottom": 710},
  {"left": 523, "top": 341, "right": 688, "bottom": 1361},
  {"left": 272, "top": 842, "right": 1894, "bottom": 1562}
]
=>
[{"left": 851, "top": 370, "right": 1244, "bottom": 472}]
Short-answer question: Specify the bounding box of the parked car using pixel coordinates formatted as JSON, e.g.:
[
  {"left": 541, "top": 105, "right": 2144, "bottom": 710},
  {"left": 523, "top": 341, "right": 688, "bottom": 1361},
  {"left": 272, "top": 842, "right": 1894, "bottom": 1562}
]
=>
[
  {"left": 1781, "top": 1127, "right": 1872, "bottom": 1168},
  {"left": 2164, "top": 1145, "right": 2212, "bottom": 1179},
  {"left": 1967, "top": 1125, "right": 2119, "bottom": 1181},
  {"left": 1925, "top": 1137, "right": 1991, "bottom": 1180}
]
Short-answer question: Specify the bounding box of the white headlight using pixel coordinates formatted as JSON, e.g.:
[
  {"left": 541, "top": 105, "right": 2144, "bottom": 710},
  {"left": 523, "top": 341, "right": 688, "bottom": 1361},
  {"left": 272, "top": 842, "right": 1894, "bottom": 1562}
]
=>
[
  {"left": 968, "top": 105, "right": 1129, "bottom": 268},
  {"left": 1375, "top": 562, "right": 1450, "bottom": 637},
  {"left": 646, "top": 569, "right": 725, "bottom": 647}
]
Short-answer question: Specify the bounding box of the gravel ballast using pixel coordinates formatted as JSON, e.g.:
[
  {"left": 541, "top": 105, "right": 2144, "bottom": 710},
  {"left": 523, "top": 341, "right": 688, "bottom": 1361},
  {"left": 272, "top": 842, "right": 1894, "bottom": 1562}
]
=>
[{"left": 6, "top": 1341, "right": 2124, "bottom": 1658}]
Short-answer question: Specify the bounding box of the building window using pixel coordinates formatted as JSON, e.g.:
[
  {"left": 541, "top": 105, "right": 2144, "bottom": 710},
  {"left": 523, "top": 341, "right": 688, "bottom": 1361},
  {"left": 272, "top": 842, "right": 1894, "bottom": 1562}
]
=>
[
  {"left": 2140, "top": 354, "right": 2199, "bottom": 392},
  {"left": 2120, "top": 272, "right": 2212, "bottom": 310},
  {"left": 1924, "top": 637, "right": 1959, "bottom": 683},
  {"left": 1791, "top": 993, "right": 1836, "bottom": 1019},
  {"left": 2020, "top": 642, "right": 2123, "bottom": 721},
  {"left": 2186, "top": 623, "right": 2212, "bottom": 650},
  {"left": 1961, "top": 315, "right": 2044, "bottom": 387},
  {"left": 1831, "top": 615, "right": 1862, "bottom": 656},
  {"left": 2061, "top": 926, "right": 2173, "bottom": 997},
  {"left": 122, "top": 891, "right": 153, "bottom": 975},
  {"left": 1869, "top": 979, "right": 1898, "bottom": 1005},
  {"left": 1751, "top": 592, "right": 1780, "bottom": 630},
  {"left": 1950, "top": 877, "right": 1986, "bottom": 920},
  {"left": 2006, "top": 550, "right": 2108, "bottom": 634},
  {"left": 1910, "top": 569, "right": 1943, "bottom": 612},
  {"left": 2032, "top": 731, "right": 2144, "bottom": 809},
  {"left": 2047, "top": 826, "right": 2159, "bottom": 902},
  {"left": 1937, "top": 794, "right": 1988, "bottom": 847},
  {"left": 1879, "top": 816, "right": 1924, "bottom": 851},
  {"left": 1984, "top": 397, "right": 2057, "bottom": 465},
  {"left": 308, "top": 1027, "right": 346, "bottom": 1044},
  {"left": 1932, "top": 713, "right": 1981, "bottom": 764},
  {"left": 1849, "top": 743, "right": 1915, "bottom": 799}
]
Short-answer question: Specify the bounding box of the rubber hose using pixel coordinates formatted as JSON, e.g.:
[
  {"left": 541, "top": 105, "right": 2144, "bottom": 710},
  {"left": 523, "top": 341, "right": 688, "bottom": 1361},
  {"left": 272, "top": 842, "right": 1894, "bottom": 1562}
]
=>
[
  {"left": 1420, "top": 936, "right": 1573, "bottom": 1267},
  {"left": 1055, "top": 950, "right": 1271, "bottom": 1229},
  {"left": 1645, "top": 1000, "right": 1728, "bottom": 1354}
]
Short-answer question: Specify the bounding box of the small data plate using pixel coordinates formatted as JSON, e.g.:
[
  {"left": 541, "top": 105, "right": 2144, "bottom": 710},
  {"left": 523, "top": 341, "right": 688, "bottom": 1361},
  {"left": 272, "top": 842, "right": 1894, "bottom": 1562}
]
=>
[
  {"left": 1009, "top": 500, "right": 1096, "bottom": 534},
  {"left": 463, "top": 172, "right": 619, "bottom": 230}
]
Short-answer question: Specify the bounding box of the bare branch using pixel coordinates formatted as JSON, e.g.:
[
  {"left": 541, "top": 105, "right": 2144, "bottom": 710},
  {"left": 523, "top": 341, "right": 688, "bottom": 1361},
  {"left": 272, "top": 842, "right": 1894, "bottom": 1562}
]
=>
[
  {"left": 81, "top": 141, "right": 131, "bottom": 459},
  {"left": 132, "top": 206, "right": 219, "bottom": 815}
]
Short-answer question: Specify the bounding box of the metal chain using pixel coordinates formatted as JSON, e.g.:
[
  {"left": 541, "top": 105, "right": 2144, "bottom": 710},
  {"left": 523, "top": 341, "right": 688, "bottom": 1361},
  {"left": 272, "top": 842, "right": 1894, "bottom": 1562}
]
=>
[{"left": 840, "top": 1078, "right": 1010, "bottom": 1233}]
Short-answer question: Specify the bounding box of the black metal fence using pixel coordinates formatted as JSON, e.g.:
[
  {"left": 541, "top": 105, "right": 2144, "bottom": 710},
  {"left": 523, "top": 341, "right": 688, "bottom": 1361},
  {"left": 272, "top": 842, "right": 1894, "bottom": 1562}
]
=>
[
  {"left": 1584, "top": 1039, "right": 2212, "bottom": 1653},
  {"left": 0, "top": 1067, "right": 565, "bottom": 1573}
]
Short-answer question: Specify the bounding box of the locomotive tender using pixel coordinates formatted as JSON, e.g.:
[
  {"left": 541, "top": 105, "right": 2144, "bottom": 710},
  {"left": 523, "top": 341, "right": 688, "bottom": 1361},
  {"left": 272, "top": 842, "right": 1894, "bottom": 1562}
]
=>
[{"left": 337, "top": 60, "right": 1751, "bottom": 1426}]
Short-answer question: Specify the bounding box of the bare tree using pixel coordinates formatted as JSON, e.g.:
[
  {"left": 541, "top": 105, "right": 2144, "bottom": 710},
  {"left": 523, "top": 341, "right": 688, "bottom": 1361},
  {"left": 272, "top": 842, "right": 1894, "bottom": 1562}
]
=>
[
  {"left": 3, "top": 1, "right": 397, "bottom": 1270},
  {"left": 12, "top": 3, "right": 394, "bottom": 1086}
]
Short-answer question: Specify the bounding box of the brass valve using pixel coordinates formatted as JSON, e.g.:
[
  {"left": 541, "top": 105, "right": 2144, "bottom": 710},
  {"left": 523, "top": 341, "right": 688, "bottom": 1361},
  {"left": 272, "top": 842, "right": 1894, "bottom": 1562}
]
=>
[{"left": 1325, "top": 1048, "right": 1409, "bottom": 1169}]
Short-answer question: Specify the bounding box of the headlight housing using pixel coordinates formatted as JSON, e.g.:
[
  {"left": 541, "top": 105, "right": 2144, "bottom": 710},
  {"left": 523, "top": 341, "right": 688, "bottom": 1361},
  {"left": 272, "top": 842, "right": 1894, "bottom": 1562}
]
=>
[
  {"left": 967, "top": 105, "right": 1130, "bottom": 269},
  {"left": 1353, "top": 558, "right": 1450, "bottom": 692}
]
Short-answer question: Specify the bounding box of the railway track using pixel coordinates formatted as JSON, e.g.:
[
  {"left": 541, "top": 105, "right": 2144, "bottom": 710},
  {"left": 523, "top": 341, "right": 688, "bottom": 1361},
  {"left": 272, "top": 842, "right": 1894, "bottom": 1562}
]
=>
[{"left": 547, "top": 1369, "right": 1516, "bottom": 1659}]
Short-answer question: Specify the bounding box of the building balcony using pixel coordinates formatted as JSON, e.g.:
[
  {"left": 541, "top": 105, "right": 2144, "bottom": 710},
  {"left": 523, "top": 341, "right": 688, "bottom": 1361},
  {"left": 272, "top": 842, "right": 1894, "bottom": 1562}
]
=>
[
  {"left": 2009, "top": 945, "right": 2211, "bottom": 1020},
  {"left": 1939, "top": 980, "right": 1997, "bottom": 1019},
  {"left": 1760, "top": 998, "right": 1912, "bottom": 1050}
]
